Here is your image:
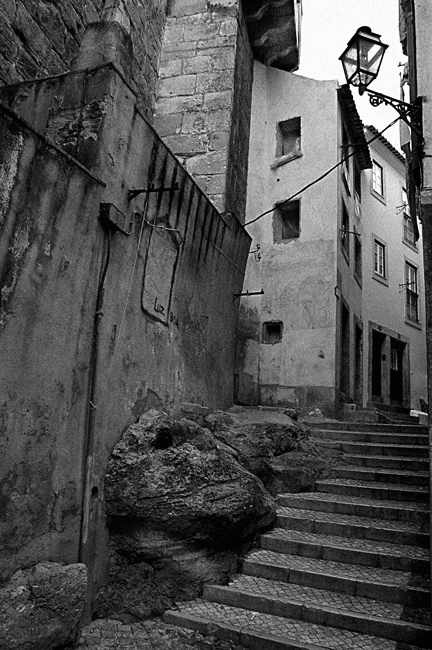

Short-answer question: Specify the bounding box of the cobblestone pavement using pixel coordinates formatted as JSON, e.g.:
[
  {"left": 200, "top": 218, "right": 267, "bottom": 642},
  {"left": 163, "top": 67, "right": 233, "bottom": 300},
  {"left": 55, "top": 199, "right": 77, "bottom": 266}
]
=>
[{"left": 76, "top": 618, "right": 244, "bottom": 650}]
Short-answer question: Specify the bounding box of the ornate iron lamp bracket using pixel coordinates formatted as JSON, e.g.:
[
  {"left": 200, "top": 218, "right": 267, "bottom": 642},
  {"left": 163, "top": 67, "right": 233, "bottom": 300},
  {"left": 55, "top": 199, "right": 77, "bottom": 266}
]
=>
[{"left": 362, "top": 88, "right": 422, "bottom": 139}]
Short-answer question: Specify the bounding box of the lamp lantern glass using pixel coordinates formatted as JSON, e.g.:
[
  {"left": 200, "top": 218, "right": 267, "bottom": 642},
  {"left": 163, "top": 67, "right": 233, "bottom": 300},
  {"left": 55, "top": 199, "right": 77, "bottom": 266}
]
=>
[{"left": 339, "top": 26, "right": 388, "bottom": 91}]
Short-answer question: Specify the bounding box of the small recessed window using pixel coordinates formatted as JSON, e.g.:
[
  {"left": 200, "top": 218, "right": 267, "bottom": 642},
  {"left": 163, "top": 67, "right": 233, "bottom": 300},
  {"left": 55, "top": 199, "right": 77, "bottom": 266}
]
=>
[
  {"left": 374, "top": 239, "right": 386, "bottom": 279},
  {"left": 402, "top": 188, "right": 416, "bottom": 247},
  {"left": 341, "top": 203, "right": 350, "bottom": 260},
  {"left": 273, "top": 117, "right": 301, "bottom": 167},
  {"left": 354, "top": 230, "right": 362, "bottom": 281},
  {"left": 273, "top": 200, "right": 300, "bottom": 242},
  {"left": 372, "top": 160, "right": 384, "bottom": 196},
  {"left": 406, "top": 262, "right": 419, "bottom": 322},
  {"left": 263, "top": 321, "right": 283, "bottom": 344},
  {"left": 354, "top": 164, "right": 361, "bottom": 201}
]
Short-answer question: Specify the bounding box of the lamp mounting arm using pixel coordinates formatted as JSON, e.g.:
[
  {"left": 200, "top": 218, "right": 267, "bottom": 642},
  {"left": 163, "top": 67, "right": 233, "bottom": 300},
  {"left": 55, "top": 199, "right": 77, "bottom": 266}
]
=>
[{"left": 361, "top": 87, "right": 422, "bottom": 138}]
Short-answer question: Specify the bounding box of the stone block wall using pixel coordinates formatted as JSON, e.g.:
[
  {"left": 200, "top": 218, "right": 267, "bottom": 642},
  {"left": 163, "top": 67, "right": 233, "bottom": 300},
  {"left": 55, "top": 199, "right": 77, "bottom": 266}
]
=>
[
  {"left": 0, "top": 0, "right": 168, "bottom": 119},
  {"left": 154, "top": 0, "right": 253, "bottom": 221}
]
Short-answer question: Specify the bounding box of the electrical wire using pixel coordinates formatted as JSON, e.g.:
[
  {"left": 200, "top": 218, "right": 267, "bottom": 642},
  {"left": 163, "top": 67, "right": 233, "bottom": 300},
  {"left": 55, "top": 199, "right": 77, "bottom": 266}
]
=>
[{"left": 244, "top": 117, "right": 401, "bottom": 227}]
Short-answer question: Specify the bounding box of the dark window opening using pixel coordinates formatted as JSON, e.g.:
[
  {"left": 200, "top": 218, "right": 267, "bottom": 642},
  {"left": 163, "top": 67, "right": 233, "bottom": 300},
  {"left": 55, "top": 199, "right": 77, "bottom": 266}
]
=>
[
  {"left": 263, "top": 321, "right": 283, "bottom": 344},
  {"left": 354, "top": 231, "right": 362, "bottom": 281},
  {"left": 341, "top": 203, "right": 350, "bottom": 259},
  {"left": 273, "top": 200, "right": 300, "bottom": 242},
  {"left": 354, "top": 164, "right": 361, "bottom": 201},
  {"left": 276, "top": 117, "right": 301, "bottom": 160}
]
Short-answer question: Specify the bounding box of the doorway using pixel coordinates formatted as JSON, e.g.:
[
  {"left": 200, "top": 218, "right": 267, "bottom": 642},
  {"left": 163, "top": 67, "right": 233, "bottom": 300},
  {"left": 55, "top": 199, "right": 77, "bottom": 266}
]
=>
[
  {"left": 371, "top": 329, "right": 385, "bottom": 402},
  {"left": 369, "top": 323, "right": 410, "bottom": 409},
  {"left": 390, "top": 338, "right": 405, "bottom": 405}
]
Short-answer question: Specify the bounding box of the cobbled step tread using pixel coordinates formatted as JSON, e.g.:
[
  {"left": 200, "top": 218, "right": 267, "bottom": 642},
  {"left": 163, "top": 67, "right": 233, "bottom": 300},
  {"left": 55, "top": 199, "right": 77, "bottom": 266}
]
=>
[
  {"left": 259, "top": 528, "right": 429, "bottom": 572},
  {"left": 307, "top": 422, "right": 428, "bottom": 434},
  {"left": 204, "top": 575, "right": 431, "bottom": 646},
  {"left": 277, "top": 493, "right": 429, "bottom": 522},
  {"left": 309, "top": 430, "right": 429, "bottom": 444},
  {"left": 242, "top": 550, "right": 430, "bottom": 605},
  {"left": 317, "top": 441, "right": 429, "bottom": 457},
  {"left": 343, "top": 454, "right": 429, "bottom": 471},
  {"left": 165, "top": 599, "right": 418, "bottom": 650},
  {"left": 333, "top": 466, "right": 429, "bottom": 486},
  {"left": 276, "top": 507, "right": 429, "bottom": 546},
  {"left": 316, "top": 478, "right": 429, "bottom": 501}
]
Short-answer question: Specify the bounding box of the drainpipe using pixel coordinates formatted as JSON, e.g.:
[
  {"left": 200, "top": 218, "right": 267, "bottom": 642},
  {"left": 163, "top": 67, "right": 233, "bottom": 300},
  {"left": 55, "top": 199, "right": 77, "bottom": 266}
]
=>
[{"left": 78, "top": 226, "right": 111, "bottom": 611}]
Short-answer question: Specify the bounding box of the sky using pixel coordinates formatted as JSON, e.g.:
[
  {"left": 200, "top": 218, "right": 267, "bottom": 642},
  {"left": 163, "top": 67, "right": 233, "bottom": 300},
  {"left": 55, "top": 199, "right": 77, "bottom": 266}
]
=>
[{"left": 296, "top": 0, "right": 406, "bottom": 149}]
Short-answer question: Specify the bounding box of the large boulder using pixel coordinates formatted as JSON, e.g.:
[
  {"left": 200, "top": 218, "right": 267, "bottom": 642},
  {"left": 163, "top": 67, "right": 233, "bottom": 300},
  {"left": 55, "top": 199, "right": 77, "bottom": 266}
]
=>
[
  {"left": 205, "top": 406, "right": 339, "bottom": 495},
  {"left": 100, "top": 409, "right": 275, "bottom": 621},
  {"left": 0, "top": 562, "right": 87, "bottom": 650},
  {"left": 104, "top": 409, "right": 275, "bottom": 551}
]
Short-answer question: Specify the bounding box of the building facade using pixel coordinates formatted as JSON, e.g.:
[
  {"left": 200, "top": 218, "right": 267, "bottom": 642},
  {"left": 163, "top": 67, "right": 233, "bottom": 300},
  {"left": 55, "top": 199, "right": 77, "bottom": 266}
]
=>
[{"left": 236, "top": 67, "right": 427, "bottom": 417}]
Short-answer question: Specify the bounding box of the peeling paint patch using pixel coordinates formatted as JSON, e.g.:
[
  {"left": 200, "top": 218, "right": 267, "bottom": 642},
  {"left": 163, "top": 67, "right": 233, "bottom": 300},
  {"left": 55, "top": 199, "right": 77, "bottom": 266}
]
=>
[
  {"left": 0, "top": 133, "right": 24, "bottom": 228},
  {"left": 0, "top": 222, "right": 31, "bottom": 326},
  {"left": 45, "top": 97, "right": 108, "bottom": 154}
]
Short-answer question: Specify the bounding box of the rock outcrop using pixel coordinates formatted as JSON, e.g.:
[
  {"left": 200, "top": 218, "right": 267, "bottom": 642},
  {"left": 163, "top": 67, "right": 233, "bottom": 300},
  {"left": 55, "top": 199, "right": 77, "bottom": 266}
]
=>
[
  {"left": 0, "top": 562, "right": 87, "bottom": 650},
  {"left": 205, "top": 406, "right": 336, "bottom": 495},
  {"left": 100, "top": 409, "right": 275, "bottom": 621}
]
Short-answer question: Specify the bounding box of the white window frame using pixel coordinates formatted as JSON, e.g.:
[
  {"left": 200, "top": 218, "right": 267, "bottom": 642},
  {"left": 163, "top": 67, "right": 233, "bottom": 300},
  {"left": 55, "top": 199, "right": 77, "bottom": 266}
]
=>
[
  {"left": 372, "top": 160, "right": 384, "bottom": 197},
  {"left": 373, "top": 238, "right": 387, "bottom": 283},
  {"left": 405, "top": 262, "right": 420, "bottom": 323}
]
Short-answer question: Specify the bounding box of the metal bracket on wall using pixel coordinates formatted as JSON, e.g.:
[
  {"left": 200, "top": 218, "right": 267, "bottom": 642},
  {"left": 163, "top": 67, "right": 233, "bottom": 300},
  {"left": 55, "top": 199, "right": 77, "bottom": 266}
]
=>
[
  {"left": 128, "top": 182, "right": 180, "bottom": 201},
  {"left": 99, "top": 203, "right": 133, "bottom": 235},
  {"left": 233, "top": 289, "right": 264, "bottom": 301}
]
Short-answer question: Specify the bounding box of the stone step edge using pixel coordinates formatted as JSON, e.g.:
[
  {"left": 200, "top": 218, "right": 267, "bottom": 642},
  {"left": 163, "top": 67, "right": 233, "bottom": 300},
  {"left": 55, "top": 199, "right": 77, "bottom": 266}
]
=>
[
  {"left": 277, "top": 493, "right": 429, "bottom": 512},
  {"left": 243, "top": 555, "right": 430, "bottom": 605},
  {"left": 275, "top": 513, "right": 430, "bottom": 545},
  {"left": 203, "top": 584, "right": 431, "bottom": 646},
  {"left": 333, "top": 466, "right": 429, "bottom": 477},
  {"left": 164, "top": 607, "right": 399, "bottom": 650},
  {"left": 276, "top": 510, "right": 429, "bottom": 533},
  {"left": 257, "top": 533, "right": 429, "bottom": 573},
  {"left": 164, "top": 608, "right": 326, "bottom": 650}
]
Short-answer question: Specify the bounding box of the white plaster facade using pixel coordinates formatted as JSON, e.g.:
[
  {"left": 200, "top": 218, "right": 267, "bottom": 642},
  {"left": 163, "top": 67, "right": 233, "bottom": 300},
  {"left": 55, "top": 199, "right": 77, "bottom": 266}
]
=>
[{"left": 236, "top": 63, "right": 427, "bottom": 417}]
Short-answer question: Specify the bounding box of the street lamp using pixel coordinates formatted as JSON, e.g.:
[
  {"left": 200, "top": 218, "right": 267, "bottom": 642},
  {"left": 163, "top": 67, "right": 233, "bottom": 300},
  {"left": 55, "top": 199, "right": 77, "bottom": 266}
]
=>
[{"left": 339, "top": 26, "right": 422, "bottom": 137}]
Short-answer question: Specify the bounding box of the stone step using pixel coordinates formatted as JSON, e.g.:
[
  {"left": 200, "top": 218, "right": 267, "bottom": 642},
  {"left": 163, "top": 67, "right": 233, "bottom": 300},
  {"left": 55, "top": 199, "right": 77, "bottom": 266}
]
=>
[
  {"left": 242, "top": 550, "right": 430, "bottom": 606},
  {"left": 164, "top": 599, "right": 427, "bottom": 650},
  {"left": 276, "top": 507, "right": 429, "bottom": 547},
  {"left": 203, "top": 575, "right": 431, "bottom": 646},
  {"left": 317, "top": 440, "right": 429, "bottom": 457},
  {"left": 316, "top": 478, "right": 429, "bottom": 502},
  {"left": 309, "top": 429, "right": 428, "bottom": 444},
  {"left": 258, "top": 528, "right": 429, "bottom": 573},
  {"left": 306, "top": 421, "right": 428, "bottom": 434},
  {"left": 344, "top": 454, "right": 429, "bottom": 471},
  {"left": 333, "top": 466, "right": 429, "bottom": 487},
  {"left": 276, "top": 493, "right": 429, "bottom": 523}
]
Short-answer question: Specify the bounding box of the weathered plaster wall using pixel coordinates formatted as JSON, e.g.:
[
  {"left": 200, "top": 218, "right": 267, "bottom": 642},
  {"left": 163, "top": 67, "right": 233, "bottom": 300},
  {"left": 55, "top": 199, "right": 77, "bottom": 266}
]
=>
[
  {"left": 154, "top": 0, "right": 253, "bottom": 219},
  {"left": 0, "top": 0, "right": 168, "bottom": 119},
  {"left": 237, "top": 65, "right": 339, "bottom": 415},
  {"left": 0, "top": 104, "right": 105, "bottom": 583},
  {"left": 0, "top": 64, "right": 250, "bottom": 599}
]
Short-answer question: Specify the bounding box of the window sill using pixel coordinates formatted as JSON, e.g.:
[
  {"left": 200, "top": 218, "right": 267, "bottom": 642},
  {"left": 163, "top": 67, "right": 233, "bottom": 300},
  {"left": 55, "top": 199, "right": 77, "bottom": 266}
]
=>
[
  {"left": 372, "top": 273, "right": 389, "bottom": 287},
  {"left": 403, "top": 239, "right": 418, "bottom": 254},
  {"left": 405, "top": 317, "right": 422, "bottom": 330},
  {"left": 371, "top": 188, "right": 386, "bottom": 205},
  {"left": 271, "top": 150, "right": 303, "bottom": 169}
]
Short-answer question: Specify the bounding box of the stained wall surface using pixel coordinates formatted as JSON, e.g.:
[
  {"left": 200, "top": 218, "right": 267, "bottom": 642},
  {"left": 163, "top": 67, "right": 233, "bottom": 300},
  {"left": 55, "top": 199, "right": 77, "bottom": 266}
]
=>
[
  {"left": 0, "top": 64, "right": 250, "bottom": 597},
  {"left": 237, "top": 65, "right": 339, "bottom": 415}
]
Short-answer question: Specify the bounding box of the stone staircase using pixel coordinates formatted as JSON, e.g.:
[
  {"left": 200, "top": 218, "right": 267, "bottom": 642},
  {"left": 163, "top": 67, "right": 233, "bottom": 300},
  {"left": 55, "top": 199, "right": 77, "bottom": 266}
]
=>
[{"left": 164, "top": 420, "right": 431, "bottom": 649}]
